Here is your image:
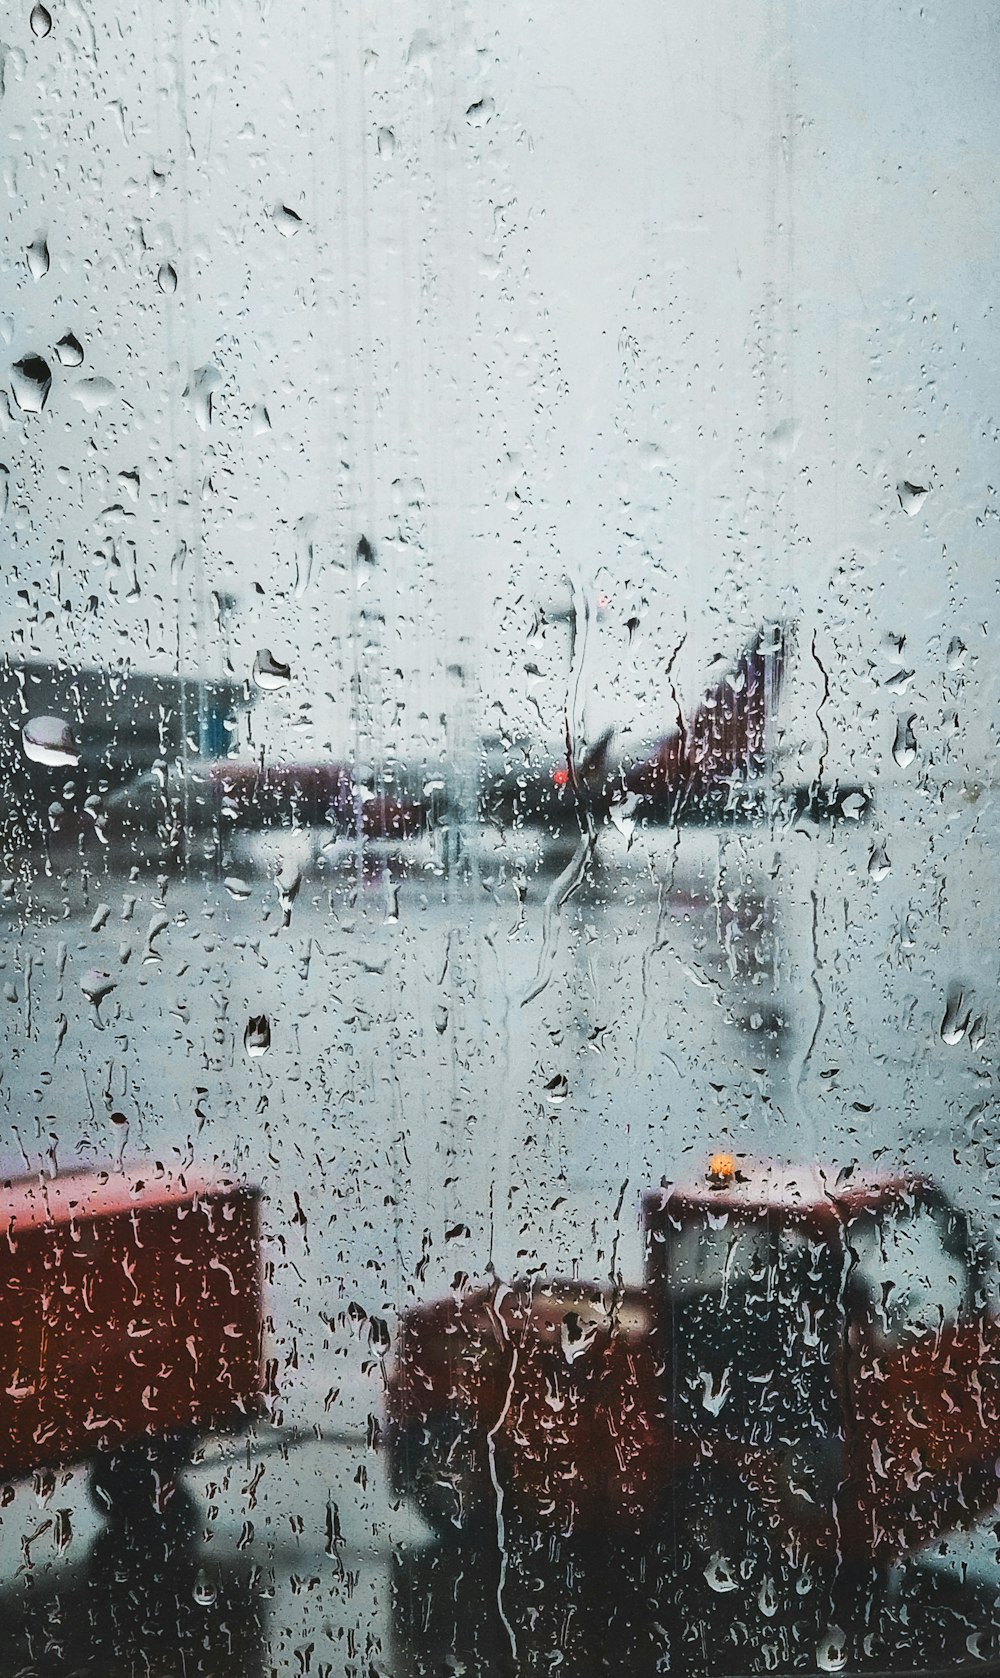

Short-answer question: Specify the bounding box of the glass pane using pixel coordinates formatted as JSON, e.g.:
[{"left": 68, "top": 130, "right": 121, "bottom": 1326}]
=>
[{"left": 2, "top": 1, "right": 999, "bottom": 1674}]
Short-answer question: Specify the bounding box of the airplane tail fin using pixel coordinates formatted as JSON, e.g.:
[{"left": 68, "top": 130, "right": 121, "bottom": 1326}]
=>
[
  {"left": 624, "top": 621, "right": 790, "bottom": 809},
  {"left": 685, "top": 621, "right": 789, "bottom": 785}
]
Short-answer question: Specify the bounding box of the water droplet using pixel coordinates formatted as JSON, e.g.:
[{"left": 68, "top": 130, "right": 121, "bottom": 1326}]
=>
[
  {"left": 377, "top": 127, "right": 395, "bottom": 156},
  {"left": 892, "top": 715, "right": 917, "bottom": 768},
  {"left": 29, "top": 2, "right": 52, "bottom": 35},
  {"left": 11, "top": 354, "right": 52, "bottom": 413},
  {"left": 838, "top": 790, "right": 869, "bottom": 820},
  {"left": 245, "top": 1014, "right": 271, "bottom": 1057},
  {"left": 897, "top": 480, "right": 928, "bottom": 516},
  {"left": 145, "top": 912, "right": 169, "bottom": 956},
  {"left": 947, "top": 636, "right": 967, "bottom": 670},
  {"left": 466, "top": 97, "right": 495, "bottom": 125},
  {"left": 183, "top": 363, "right": 222, "bottom": 429},
  {"left": 545, "top": 1073, "right": 568, "bottom": 1105},
  {"left": 253, "top": 649, "right": 291, "bottom": 690},
  {"left": 817, "top": 1626, "right": 848, "bottom": 1672},
  {"left": 192, "top": 1567, "right": 217, "bottom": 1606},
  {"left": 434, "top": 1003, "right": 448, "bottom": 1034},
  {"left": 224, "top": 875, "right": 251, "bottom": 900},
  {"left": 26, "top": 236, "right": 49, "bottom": 279},
  {"left": 277, "top": 863, "right": 301, "bottom": 922},
  {"left": 251, "top": 401, "right": 271, "bottom": 435},
  {"left": 560, "top": 1309, "right": 600, "bottom": 1364},
  {"left": 69, "top": 375, "right": 115, "bottom": 412},
  {"left": 22, "top": 715, "right": 78, "bottom": 767},
  {"left": 941, "top": 985, "right": 972, "bottom": 1047},
  {"left": 294, "top": 514, "right": 317, "bottom": 597},
  {"left": 883, "top": 665, "right": 915, "bottom": 693},
  {"left": 157, "top": 261, "right": 178, "bottom": 294},
  {"left": 704, "top": 1552, "right": 739, "bottom": 1592},
  {"left": 80, "top": 969, "right": 116, "bottom": 1005},
  {"left": 758, "top": 1576, "right": 778, "bottom": 1618},
  {"left": 90, "top": 903, "right": 111, "bottom": 932},
  {"left": 55, "top": 331, "right": 83, "bottom": 367},
  {"left": 273, "top": 204, "right": 302, "bottom": 237},
  {"left": 53, "top": 1508, "right": 72, "bottom": 1553},
  {"left": 867, "top": 841, "right": 891, "bottom": 882}
]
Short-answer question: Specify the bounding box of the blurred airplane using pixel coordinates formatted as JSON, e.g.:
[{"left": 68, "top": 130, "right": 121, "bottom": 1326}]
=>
[
  {"left": 481, "top": 622, "right": 868, "bottom": 835},
  {"left": 31, "top": 622, "right": 868, "bottom": 879}
]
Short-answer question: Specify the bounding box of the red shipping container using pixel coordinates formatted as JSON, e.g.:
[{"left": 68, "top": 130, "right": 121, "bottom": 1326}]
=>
[{"left": 0, "top": 1169, "right": 263, "bottom": 1481}]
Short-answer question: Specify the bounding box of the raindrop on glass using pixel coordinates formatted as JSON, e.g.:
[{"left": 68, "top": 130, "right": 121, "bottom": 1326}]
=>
[
  {"left": 884, "top": 666, "right": 915, "bottom": 694},
  {"left": 70, "top": 376, "right": 115, "bottom": 412},
  {"left": 704, "top": 1552, "right": 739, "bottom": 1592},
  {"left": 817, "top": 1627, "right": 848, "bottom": 1673},
  {"left": 839, "top": 790, "right": 870, "bottom": 820},
  {"left": 273, "top": 204, "right": 303, "bottom": 237},
  {"left": 867, "top": 841, "right": 891, "bottom": 882},
  {"left": 11, "top": 355, "right": 51, "bottom": 413},
  {"left": 224, "top": 875, "right": 252, "bottom": 900},
  {"left": 26, "top": 236, "right": 50, "bottom": 279},
  {"left": 157, "top": 261, "right": 178, "bottom": 294},
  {"left": 277, "top": 862, "right": 301, "bottom": 912},
  {"left": 245, "top": 1015, "right": 271, "bottom": 1057},
  {"left": 758, "top": 1575, "right": 779, "bottom": 1618},
  {"left": 941, "top": 986, "right": 972, "bottom": 1047},
  {"left": 55, "top": 331, "right": 83, "bottom": 367},
  {"left": 192, "top": 1567, "right": 217, "bottom": 1606},
  {"left": 892, "top": 714, "right": 917, "bottom": 768},
  {"left": 22, "top": 715, "right": 79, "bottom": 767},
  {"left": 253, "top": 649, "right": 291, "bottom": 690},
  {"left": 545, "top": 1073, "right": 569, "bottom": 1105},
  {"left": 897, "top": 480, "right": 928, "bottom": 516},
  {"left": 29, "top": 3, "right": 51, "bottom": 37},
  {"left": 80, "top": 969, "right": 116, "bottom": 1005},
  {"left": 377, "top": 127, "right": 395, "bottom": 156},
  {"left": 946, "top": 636, "right": 967, "bottom": 670}
]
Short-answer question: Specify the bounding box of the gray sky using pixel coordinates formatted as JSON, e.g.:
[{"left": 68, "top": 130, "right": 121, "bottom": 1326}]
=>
[{"left": 2, "top": 0, "right": 998, "bottom": 790}]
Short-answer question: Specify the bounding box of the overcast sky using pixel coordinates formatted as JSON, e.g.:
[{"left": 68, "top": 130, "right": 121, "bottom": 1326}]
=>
[{"left": 2, "top": 0, "right": 998, "bottom": 787}]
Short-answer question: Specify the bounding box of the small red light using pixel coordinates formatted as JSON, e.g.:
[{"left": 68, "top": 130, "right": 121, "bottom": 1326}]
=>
[{"left": 552, "top": 766, "right": 569, "bottom": 787}]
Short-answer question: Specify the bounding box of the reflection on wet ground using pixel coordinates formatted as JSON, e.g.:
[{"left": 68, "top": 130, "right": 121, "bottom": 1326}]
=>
[{"left": 0, "top": 816, "right": 995, "bottom": 1674}]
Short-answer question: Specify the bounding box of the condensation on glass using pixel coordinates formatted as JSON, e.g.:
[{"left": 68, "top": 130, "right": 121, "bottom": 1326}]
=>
[{"left": 1, "top": 2, "right": 998, "bottom": 1673}]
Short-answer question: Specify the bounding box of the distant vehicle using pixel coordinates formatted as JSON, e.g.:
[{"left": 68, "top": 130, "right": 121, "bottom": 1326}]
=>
[
  {"left": 480, "top": 624, "right": 868, "bottom": 835},
  {"left": 0, "top": 1169, "right": 263, "bottom": 1525},
  {"left": 385, "top": 1157, "right": 1000, "bottom": 1580},
  {"left": 51, "top": 759, "right": 430, "bottom": 876},
  {"left": 39, "top": 623, "right": 866, "bottom": 879}
]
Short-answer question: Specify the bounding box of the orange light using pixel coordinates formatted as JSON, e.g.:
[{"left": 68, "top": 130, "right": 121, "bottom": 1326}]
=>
[{"left": 708, "top": 1152, "right": 736, "bottom": 1183}]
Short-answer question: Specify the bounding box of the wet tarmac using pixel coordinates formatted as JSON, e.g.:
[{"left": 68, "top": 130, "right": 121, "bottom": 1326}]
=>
[{"left": 0, "top": 812, "right": 997, "bottom": 1673}]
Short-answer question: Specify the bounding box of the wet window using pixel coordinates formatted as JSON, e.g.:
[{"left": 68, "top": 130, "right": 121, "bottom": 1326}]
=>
[
  {"left": 2, "top": 2, "right": 1000, "bottom": 1675},
  {"left": 848, "top": 1198, "right": 970, "bottom": 1346}
]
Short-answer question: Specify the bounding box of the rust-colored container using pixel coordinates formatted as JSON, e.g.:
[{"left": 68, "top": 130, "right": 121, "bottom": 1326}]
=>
[{"left": 0, "top": 1169, "right": 263, "bottom": 1480}]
